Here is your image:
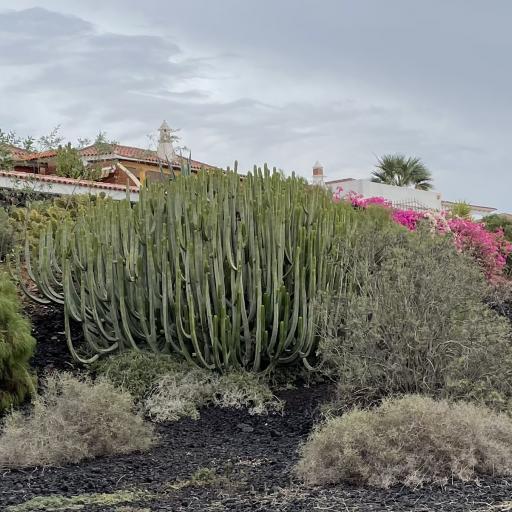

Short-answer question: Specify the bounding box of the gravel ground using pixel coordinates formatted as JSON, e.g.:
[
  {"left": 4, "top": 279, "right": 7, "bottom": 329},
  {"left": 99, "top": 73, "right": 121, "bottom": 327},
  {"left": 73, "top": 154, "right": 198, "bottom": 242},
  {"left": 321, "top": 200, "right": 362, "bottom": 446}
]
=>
[{"left": 1, "top": 306, "right": 512, "bottom": 511}]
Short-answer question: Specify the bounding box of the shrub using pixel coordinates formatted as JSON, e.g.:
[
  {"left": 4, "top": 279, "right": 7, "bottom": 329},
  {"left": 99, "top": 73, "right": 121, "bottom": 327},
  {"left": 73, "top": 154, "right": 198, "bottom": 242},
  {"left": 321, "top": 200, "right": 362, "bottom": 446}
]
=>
[
  {"left": 334, "top": 190, "right": 512, "bottom": 280},
  {"left": 0, "top": 208, "right": 15, "bottom": 261},
  {"left": 318, "top": 227, "right": 512, "bottom": 408},
  {"left": 145, "top": 368, "right": 282, "bottom": 422},
  {"left": 483, "top": 213, "right": 512, "bottom": 241},
  {"left": 212, "top": 371, "right": 282, "bottom": 415},
  {"left": 483, "top": 214, "right": 512, "bottom": 275},
  {"left": 145, "top": 368, "right": 216, "bottom": 421},
  {"left": 94, "top": 351, "right": 190, "bottom": 400},
  {"left": 0, "top": 274, "right": 36, "bottom": 411},
  {"left": 449, "top": 201, "right": 473, "bottom": 219},
  {"left": 296, "top": 395, "right": 512, "bottom": 488},
  {"left": 96, "top": 350, "right": 282, "bottom": 421},
  {"left": 0, "top": 373, "right": 155, "bottom": 468},
  {"left": 448, "top": 217, "right": 512, "bottom": 281}
]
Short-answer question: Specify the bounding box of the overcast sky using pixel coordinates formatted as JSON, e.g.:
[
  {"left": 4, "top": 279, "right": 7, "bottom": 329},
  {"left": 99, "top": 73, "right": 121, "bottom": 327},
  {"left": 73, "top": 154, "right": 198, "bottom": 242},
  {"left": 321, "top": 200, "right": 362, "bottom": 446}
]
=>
[{"left": 0, "top": 1, "right": 510, "bottom": 210}]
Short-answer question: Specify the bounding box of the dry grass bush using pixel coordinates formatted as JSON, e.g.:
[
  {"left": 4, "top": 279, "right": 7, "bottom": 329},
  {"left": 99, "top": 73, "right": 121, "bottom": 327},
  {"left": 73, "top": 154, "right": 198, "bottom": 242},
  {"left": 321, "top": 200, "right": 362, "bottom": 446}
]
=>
[
  {"left": 0, "top": 373, "right": 155, "bottom": 468},
  {"left": 297, "top": 395, "right": 512, "bottom": 488},
  {"left": 319, "top": 226, "right": 512, "bottom": 410},
  {"left": 96, "top": 350, "right": 282, "bottom": 422},
  {"left": 145, "top": 369, "right": 283, "bottom": 422},
  {"left": 145, "top": 368, "right": 215, "bottom": 421},
  {"left": 213, "top": 372, "right": 283, "bottom": 415}
]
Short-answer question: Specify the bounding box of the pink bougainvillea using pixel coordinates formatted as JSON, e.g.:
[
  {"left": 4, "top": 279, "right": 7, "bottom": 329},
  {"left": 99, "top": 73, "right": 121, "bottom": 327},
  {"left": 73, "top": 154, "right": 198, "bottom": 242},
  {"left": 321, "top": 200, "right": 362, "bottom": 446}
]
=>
[
  {"left": 447, "top": 218, "right": 512, "bottom": 280},
  {"left": 392, "top": 209, "right": 425, "bottom": 231},
  {"left": 333, "top": 187, "right": 512, "bottom": 281},
  {"left": 335, "top": 187, "right": 391, "bottom": 209}
]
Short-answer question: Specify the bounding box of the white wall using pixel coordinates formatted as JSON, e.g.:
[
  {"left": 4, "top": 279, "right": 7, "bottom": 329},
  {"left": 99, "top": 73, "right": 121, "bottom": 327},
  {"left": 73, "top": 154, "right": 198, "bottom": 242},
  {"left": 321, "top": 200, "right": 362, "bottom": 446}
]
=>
[
  {"left": 327, "top": 179, "right": 443, "bottom": 211},
  {"left": 0, "top": 173, "right": 140, "bottom": 202}
]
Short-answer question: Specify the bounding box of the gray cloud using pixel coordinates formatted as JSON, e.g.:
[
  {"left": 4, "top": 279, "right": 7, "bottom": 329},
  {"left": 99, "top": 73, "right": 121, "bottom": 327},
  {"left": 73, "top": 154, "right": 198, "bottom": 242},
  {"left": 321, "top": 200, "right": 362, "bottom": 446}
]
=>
[{"left": 0, "top": 2, "right": 510, "bottom": 211}]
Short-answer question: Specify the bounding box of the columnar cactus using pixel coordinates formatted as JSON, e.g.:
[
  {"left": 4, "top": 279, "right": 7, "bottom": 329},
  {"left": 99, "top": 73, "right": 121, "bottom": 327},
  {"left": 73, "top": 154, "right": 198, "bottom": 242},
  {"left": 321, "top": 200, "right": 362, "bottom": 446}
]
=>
[{"left": 16, "top": 168, "right": 352, "bottom": 371}]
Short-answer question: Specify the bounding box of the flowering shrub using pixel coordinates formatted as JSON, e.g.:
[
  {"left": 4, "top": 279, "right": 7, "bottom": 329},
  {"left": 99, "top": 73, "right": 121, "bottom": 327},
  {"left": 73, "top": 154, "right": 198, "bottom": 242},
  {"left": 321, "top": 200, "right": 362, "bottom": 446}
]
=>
[
  {"left": 448, "top": 219, "right": 512, "bottom": 280},
  {"left": 333, "top": 187, "right": 512, "bottom": 281},
  {"left": 392, "top": 209, "right": 425, "bottom": 231},
  {"left": 334, "top": 188, "right": 391, "bottom": 208}
]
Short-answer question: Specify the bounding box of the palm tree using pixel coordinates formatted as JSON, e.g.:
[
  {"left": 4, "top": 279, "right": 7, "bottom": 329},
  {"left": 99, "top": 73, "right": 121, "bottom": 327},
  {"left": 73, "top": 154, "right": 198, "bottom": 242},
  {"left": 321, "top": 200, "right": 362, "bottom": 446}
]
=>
[{"left": 371, "top": 154, "right": 433, "bottom": 191}]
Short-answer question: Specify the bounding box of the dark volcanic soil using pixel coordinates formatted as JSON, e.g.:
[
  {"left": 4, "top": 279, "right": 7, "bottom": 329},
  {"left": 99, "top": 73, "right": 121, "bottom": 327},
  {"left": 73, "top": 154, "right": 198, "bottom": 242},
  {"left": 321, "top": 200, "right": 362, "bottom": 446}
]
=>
[{"left": 1, "top": 306, "right": 511, "bottom": 511}]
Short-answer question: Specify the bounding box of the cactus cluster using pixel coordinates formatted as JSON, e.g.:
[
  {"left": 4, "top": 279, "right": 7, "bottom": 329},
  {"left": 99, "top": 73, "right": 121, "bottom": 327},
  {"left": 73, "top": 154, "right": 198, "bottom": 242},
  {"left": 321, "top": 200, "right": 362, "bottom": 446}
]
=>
[{"left": 15, "top": 168, "right": 353, "bottom": 371}]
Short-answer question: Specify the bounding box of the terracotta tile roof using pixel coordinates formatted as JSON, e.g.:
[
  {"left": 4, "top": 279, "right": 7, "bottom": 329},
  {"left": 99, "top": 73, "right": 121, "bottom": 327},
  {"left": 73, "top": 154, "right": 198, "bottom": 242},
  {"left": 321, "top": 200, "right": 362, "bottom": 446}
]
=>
[
  {"left": 19, "top": 144, "right": 213, "bottom": 170},
  {"left": 80, "top": 144, "right": 158, "bottom": 161},
  {"left": 0, "top": 170, "right": 139, "bottom": 193},
  {"left": 21, "top": 149, "right": 58, "bottom": 160},
  {"left": 5, "top": 145, "right": 36, "bottom": 160}
]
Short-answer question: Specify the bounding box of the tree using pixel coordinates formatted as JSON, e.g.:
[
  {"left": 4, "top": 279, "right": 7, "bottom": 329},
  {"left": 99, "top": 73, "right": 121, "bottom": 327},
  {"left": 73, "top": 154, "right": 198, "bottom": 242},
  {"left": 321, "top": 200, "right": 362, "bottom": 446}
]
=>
[
  {"left": 371, "top": 154, "right": 433, "bottom": 191},
  {"left": 55, "top": 143, "right": 101, "bottom": 181},
  {"left": 55, "top": 143, "right": 85, "bottom": 179}
]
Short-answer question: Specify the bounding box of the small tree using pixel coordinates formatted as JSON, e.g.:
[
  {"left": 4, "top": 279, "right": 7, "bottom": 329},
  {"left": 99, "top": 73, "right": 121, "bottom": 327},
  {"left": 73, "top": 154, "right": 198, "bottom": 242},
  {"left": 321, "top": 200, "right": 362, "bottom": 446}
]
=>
[
  {"left": 55, "top": 143, "right": 85, "bottom": 179},
  {"left": 55, "top": 143, "right": 101, "bottom": 181}
]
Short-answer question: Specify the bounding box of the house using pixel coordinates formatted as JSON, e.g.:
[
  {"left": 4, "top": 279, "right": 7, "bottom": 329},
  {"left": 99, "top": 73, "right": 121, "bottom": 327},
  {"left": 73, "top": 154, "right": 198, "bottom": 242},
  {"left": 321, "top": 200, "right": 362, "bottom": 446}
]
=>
[
  {"left": 312, "top": 162, "right": 497, "bottom": 218},
  {"left": 8, "top": 121, "right": 214, "bottom": 188},
  {"left": 0, "top": 122, "right": 215, "bottom": 201}
]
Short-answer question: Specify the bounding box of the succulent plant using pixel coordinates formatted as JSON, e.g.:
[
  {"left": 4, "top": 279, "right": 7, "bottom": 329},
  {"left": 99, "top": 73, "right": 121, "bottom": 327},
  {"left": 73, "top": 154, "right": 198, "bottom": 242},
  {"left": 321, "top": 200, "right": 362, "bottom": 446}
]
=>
[{"left": 15, "top": 168, "right": 352, "bottom": 371}]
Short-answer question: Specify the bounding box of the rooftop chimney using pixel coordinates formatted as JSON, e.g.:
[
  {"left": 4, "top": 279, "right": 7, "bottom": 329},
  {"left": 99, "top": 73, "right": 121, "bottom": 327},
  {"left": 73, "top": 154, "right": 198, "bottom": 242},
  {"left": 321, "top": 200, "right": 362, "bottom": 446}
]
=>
[
  {"left": 157, "top": 120, "right": 175, "bottom": 161},
  {"left": 312, "top": 160, "right": 325, "bottom": 186}
]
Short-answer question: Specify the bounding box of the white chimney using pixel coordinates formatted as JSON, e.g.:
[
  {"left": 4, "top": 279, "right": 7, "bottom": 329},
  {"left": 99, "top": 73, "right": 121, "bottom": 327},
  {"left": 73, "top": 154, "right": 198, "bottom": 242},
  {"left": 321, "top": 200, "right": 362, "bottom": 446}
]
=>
[
  {"left": 157, "top": 120, "right": 175, "bottom": 161},
  {"left": 312, "top": 160, "right": 325, "bottom": 186}
]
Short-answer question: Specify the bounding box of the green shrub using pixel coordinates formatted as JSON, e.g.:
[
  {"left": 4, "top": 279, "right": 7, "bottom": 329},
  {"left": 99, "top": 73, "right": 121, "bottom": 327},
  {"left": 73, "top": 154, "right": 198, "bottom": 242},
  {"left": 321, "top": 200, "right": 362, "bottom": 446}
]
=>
[
  {"left": 296, "top": 395, "right": 512, "bottom": 488},
  {"left": 483, "top": 214, "right": 512, "bottom": 241},
  {"left": 0, "top": 274, "right": 36, "bottom": 411},
  {"left": 318, "top": 226, "right": 512, "bottom": 408},
  {"left": 0, "top": 373, "right": 155, "bottom": 468},
  {"left": 449, "top": 201, "right": 472, "bottom": 219},
  {"left": 0, "top": 208, "right": 15, "bottom": 261},
  {"left": 94, "top": 351, "right": 190, "bottom": 400}
]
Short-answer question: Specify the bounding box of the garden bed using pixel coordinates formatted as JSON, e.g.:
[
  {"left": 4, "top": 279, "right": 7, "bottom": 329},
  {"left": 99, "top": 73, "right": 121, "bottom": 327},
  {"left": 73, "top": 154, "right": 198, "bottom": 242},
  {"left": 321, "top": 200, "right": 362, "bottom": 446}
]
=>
[{"left": 1, "top": 307, "right": 512, "bottom": 512}]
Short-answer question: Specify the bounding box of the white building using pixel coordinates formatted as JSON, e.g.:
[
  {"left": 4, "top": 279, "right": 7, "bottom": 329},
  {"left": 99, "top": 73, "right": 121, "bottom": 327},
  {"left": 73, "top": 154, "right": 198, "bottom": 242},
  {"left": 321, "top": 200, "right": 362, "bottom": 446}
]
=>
[{"left": 311, "top": 163, "right": 496, "bottom": 218}]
